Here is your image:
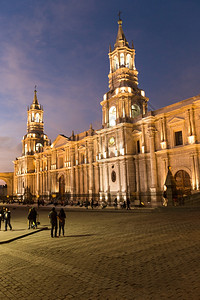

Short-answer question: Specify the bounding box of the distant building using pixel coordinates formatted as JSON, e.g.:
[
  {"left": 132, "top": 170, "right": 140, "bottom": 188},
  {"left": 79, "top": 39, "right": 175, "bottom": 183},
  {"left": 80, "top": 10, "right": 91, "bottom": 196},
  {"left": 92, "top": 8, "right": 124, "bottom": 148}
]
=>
[{"left": 13, "top": 19, "right": 200, "bottom": 205}]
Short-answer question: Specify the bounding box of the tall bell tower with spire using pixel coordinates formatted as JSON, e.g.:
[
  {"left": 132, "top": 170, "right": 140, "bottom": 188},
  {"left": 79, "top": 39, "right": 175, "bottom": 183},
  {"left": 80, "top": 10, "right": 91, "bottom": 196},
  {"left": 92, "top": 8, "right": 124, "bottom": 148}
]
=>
[
  {"left": 101, "top": 16, "right": 148, "bottom": 128},
  {"left": 22, "top": 87, "right": 50, "bottom": 156}
]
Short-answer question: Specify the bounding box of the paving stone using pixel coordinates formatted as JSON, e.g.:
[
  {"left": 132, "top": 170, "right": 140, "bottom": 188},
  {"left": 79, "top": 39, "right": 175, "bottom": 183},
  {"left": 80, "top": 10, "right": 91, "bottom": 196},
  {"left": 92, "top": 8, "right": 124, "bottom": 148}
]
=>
[{"left": 0, "top": 206, "right": 199, "bottom": 299}]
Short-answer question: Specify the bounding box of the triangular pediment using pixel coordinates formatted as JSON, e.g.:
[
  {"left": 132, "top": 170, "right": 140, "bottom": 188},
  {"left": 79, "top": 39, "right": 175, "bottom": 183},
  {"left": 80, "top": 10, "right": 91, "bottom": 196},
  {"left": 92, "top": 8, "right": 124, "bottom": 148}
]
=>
[
  {"left": 78, "top": 145, "right": 86, "bottom": 150},
  {"left": 132, "top": 129, "right": 142, "bottom": 135},
  {"left": 51, "top": 134, "right": 69, "bottom": 148},
  {"left": 168, "top": 117, "right": 185, "bottom": 124}
]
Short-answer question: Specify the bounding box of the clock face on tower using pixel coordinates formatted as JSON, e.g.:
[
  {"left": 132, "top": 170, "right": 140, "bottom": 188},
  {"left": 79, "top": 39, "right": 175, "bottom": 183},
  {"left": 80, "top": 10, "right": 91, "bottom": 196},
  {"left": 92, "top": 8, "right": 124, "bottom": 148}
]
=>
[{"left": 109, "top": 136, "right": 115, "bottom": 146}]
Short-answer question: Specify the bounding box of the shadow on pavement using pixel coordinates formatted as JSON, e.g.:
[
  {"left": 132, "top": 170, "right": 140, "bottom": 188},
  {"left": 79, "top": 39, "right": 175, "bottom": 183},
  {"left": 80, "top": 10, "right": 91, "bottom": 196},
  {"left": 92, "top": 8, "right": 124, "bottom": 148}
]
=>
[
  {"left": 64, "top": 234, "right": 94, "bottom": 238},
  {"left": 10, "top": 229, "right": 27, "bottom": 232},
  {"left": 0, "top": 227, "right": 48, "bottom": 245}
]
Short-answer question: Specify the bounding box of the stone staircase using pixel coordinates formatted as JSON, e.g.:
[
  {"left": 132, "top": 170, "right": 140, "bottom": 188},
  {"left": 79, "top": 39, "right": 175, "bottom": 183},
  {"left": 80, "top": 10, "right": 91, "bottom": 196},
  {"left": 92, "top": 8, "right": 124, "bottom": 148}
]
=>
[{"left": 183, "top": 191, "right": 200, "bottom": 206}]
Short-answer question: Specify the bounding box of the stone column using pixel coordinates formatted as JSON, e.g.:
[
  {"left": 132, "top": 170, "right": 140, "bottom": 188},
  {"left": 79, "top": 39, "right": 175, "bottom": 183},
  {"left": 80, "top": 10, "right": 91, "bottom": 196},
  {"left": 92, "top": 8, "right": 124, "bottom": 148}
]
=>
[
  {"left": 117, "top": 159, "right": 121, "bottom": 193},
  {"left": 191, "top": 154, "right": 196, "bottom": 190},
  {"left": 99, "top": 163, "right": 103, "bottom": 192},
  {"left": 36, "top": 159, "right": 39, "bottom": 197},
  {"left": 148, "top": 127, "right": 157, "bottom": 188},
  {"left": 135, "top": 157, "right": 140, "bottom": 194},
  {"left": 70, "top": 146, "right": 75, "bottom": 198},
  {"left": 47, "top": 155, "right": 51, "bottom": 196},
  {"left": 148, "top": 126, "right": 158, "bottom": 205},
  {"left": 194, "top": 153, "right": 199, "bottom": 190},
  {"left": 88, "top": 141, "right": 94, "bottom": 199}
]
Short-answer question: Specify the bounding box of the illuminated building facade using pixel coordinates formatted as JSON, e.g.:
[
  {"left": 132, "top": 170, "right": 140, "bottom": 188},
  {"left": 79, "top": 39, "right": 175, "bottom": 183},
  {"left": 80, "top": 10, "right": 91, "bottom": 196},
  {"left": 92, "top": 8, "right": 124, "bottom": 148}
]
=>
[{"left": 13, "top": 19, "right": 200, "bottom": 205}]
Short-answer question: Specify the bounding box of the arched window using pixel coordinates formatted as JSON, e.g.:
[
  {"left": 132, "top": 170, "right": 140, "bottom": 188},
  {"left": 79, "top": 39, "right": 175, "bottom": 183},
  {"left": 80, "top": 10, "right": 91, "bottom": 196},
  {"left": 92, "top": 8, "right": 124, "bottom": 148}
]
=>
[
  {"left": 131, "top": 104, "right": 140, "bottom": 118},
  {"left": 126, "top": 54, "right": 131, "bottom": 68},
  {"left": 35, "top": 113, "right": 39, "bottom": 123},
  {"left": 31, "top": 112, "right": 34, "bottom": 122},
  {"left": 109, "top": 106, "right": 116, "bottom": 127},
  {"left": 36, "top": 143, "right": 43, "bottom": 152},
  {"left": 25, "top": 144, "right": 27, "bottom": 154},
  {"left": 113, "top": 56, "right": 119, "bottom": 71},
  {"left": 120, "top": 53, "right": 124, "bottom": 66}
]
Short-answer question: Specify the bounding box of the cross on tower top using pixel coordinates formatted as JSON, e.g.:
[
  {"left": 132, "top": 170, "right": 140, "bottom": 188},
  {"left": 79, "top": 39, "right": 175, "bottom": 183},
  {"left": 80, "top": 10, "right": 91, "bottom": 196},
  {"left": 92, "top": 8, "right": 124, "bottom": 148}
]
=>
[{"left": 118, "top": 11, "right": 122, "bottom": 21}]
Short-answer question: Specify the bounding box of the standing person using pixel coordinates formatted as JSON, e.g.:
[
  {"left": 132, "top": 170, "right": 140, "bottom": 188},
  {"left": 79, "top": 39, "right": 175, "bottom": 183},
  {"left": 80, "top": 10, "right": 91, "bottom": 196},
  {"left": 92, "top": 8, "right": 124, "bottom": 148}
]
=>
[
  {"left": 0, "top": 207, "right": 4, "bottom": 230},
  {"left": 4, "top": 207, "right": 12, "bottom": 231},
  {"left": 163, "top": 191, "right": 168, "bottom": 207},
  {"left": 85, "top": 198, "right": 89, "bottom": 209},
  {"left": 48, "top": 207, "right": 58, "bottom": 238},
  {"left": 114, "top": 198, "right": 118, "bottom": 209},
  {"left": 91, "top": 198, "right": 94, "bottom": 210},
  {"left": 58, "top": 208, "right": 66, "bottom": 237},
  {"left": 27, "top": 207, "right": 37, "bottom": 229},
  {"left": 31, "top": 207, "right": 37, "bottom": 229},
  {"left": 126, "top": 198, "right": 131, "bottom": 210},
  {"left": 27, "top": 208, "right": 33, "bottom": 229}
]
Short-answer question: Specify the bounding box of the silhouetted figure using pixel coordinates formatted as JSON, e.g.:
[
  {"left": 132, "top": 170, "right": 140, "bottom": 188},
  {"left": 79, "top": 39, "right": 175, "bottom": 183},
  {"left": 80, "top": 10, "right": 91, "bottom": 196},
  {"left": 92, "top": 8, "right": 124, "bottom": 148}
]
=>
[
  {"left": 114, "top": 198, "right": 118, "bottom": 209},
  {"left": 4, "top": 208, "right": 12, "bottom": 231},
  {"left": 0, "top": 207, "right": 4, "bottom": 230},
  {"left": 163, "top": 191, "right": 168, "bottom": 207},
  {"left": 91, "top": 198, "right": 94, "bottom": 209},
  {"left": 28, "top": 208, "right": 33, "bottom": 229},
  {"left": 126, "top": 198, "right": 131, "bottom": 210},
  {"left": 28, "top": 207, "right": 37, "bottom": 229},
  {"left": 85, "top": 198, "right": 89, "bottom": 209},
  {"left": 58, "top": 208, "right": 66, "bottom": 236},
  {"left": 32, "top": 207, "right": 37, "bottom": 228},
  {"left": 48, "top": 207, "right": 58, "bottom": 237}
]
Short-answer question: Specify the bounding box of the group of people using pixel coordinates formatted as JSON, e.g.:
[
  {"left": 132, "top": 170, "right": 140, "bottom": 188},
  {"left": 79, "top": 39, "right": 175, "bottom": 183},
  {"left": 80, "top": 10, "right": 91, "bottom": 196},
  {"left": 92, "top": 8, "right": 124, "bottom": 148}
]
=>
[
  {"left": 114, "top": 198, "right": 131, "bottom": 210},
  {"left": 1, "top": 198, "right": 133, "bottom": 238},
  {"left": 27, "top": 206, "right": 67, "bottom": 238},
  {"left": 0, "top": 207, "right": 12, "bottom": 231},
  {"left": 48, "top": 207, "right": 66, "bottom": 238}
]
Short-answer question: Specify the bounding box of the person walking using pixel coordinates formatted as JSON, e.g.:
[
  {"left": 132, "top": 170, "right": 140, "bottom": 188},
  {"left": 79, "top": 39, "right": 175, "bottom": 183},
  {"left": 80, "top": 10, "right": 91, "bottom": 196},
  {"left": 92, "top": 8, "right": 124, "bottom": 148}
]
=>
[
  {"left": 4, "top": 207, "right": 12, "bottom": 231},
  {"left": 58, "top": 208, "right": 66, "bottom": 237},
  {"left": 48, "top": 207, "right": 58, "bottom": 238}
]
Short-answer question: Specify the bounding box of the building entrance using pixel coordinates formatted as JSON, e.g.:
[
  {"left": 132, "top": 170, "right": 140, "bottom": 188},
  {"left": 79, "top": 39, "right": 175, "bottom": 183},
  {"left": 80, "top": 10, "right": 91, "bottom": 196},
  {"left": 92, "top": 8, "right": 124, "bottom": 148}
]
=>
[
  {"left": 175, "top": 170, "right": 192, "bottom": 195},
  {"left": 59, "top": 175, "right": 65, "bottom": 200}
]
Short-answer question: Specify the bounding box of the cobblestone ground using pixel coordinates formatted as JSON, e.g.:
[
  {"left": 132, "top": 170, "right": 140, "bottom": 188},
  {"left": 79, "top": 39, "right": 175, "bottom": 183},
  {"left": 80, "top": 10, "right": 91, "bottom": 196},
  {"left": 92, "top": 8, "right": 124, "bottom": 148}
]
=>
[{"left": 0, "top": 207, "right": 199, "bottom": 300}]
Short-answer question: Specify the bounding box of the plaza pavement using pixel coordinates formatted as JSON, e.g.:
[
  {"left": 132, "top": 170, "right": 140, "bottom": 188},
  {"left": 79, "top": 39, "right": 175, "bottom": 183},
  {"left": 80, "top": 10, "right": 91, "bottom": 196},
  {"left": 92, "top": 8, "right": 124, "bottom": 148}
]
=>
[{"left": 0, "top": 204, "right": 199, "bottom": 300}]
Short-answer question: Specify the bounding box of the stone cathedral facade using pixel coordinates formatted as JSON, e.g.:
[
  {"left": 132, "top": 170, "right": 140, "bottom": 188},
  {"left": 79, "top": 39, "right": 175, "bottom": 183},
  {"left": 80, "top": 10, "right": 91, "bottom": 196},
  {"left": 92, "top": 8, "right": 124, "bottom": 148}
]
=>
[{"left": 13, "top": 19, "right": 200, "bottom": 205}]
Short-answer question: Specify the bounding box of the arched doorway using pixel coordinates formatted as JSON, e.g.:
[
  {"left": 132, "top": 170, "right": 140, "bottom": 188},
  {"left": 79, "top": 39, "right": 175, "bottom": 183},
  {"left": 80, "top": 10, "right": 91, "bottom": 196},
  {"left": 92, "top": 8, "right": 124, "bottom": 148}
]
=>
[
  {"left": 59, "top": 175, "right": 65, "bottom": 201},
  {"left": 174, "top": 170, "right": 192, "bottom": 195},
  {"left": 0, "top": 173, "right": 13, "bottom": 196},
  {"left": 0, "top": 179, "right": 7, "bottom": 200}
]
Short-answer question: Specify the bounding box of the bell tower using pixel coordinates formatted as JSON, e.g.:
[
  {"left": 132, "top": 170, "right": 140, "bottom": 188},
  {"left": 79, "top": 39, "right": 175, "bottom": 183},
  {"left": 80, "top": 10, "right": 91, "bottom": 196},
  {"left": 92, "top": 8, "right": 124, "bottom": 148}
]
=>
[
  {"left": 101, "top": 17, "right": 148, "bottom": 128},
  {"left": 22, "top": 87, "right": 50, "bottom": 156}
]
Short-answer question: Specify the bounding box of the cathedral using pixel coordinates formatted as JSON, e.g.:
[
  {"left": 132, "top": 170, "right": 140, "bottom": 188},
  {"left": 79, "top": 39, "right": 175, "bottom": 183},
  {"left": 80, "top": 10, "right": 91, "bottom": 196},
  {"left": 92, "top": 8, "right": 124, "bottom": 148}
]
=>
[{"left": 13, "top": 19, "right": 200, "bottom": 206}]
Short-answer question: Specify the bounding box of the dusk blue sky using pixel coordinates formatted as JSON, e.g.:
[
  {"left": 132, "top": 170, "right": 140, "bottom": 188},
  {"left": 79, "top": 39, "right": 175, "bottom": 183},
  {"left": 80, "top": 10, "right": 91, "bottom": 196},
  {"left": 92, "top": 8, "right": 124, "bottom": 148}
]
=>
[{"left": 0, "top": 0, "right": 200, "bottom": 174}]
